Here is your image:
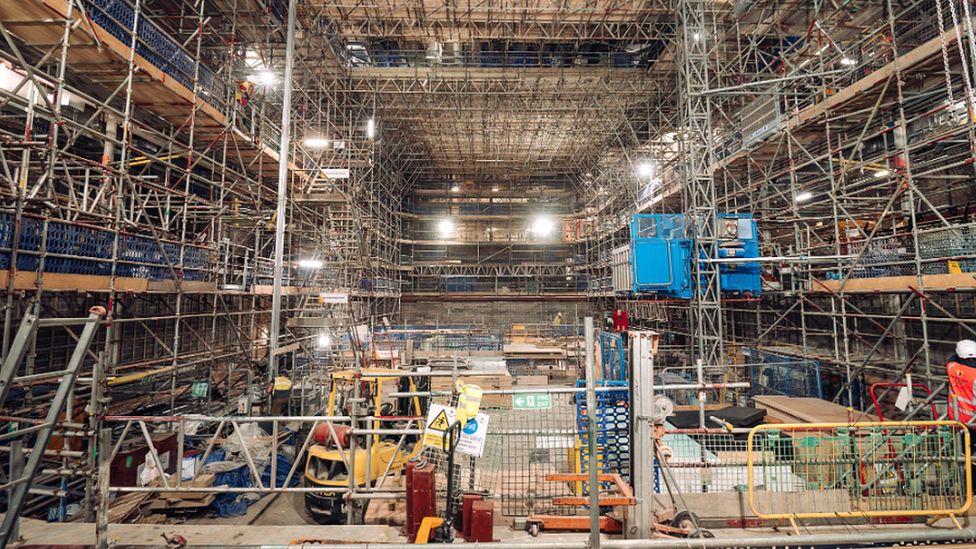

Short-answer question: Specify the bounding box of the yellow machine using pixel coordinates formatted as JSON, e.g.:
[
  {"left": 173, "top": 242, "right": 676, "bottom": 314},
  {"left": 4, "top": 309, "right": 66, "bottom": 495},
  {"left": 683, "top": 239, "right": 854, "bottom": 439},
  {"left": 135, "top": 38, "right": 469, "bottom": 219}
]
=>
[{"left": 303, "top": 368, "right": 424, "bottom": 524}]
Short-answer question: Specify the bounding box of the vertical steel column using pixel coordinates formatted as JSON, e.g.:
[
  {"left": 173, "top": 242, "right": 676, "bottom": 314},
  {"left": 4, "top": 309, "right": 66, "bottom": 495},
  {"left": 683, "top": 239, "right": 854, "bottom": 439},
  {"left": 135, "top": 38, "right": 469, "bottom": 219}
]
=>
[
  {"left": 676, "top": 0, "right": 723, "bottom": 368},
  {"left": 886, "top": 0, "right": 932, "bottom": 379},
  {"left": 95, "top": 427, "right": 111, "bottom": 549},
  {"left": 630, "top": 330, "right": 657, "bottom": 539},
  {"left": 584, "top": 317, "right": 600, "bottom": 548},
  {"left": 169, "top": 0, "right": 207, "bottom": 414},
  {"left": 269, "top": 0, "right": 298, "bottom": 381},
  {"left": 6, "top": 440, "right": 23, "bottom": 543}
]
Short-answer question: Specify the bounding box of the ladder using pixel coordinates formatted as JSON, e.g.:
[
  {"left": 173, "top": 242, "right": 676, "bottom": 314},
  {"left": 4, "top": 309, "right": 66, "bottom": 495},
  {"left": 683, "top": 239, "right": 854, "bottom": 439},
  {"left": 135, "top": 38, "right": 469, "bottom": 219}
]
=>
[{"left": 0, "top": 306, "right": 106, "bottom": 547}]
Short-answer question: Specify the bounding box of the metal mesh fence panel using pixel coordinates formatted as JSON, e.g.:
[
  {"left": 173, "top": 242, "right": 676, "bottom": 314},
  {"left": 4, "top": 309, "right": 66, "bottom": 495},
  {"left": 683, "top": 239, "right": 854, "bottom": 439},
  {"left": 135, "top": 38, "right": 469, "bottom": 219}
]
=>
[
  {"left": 656, "top": 431, "right": 751, "bottom": 494},
  {"left": 420, "top": 386, "right": 632, "bottom": 517},
  {"left": 747, "top": 422, "right": 971, "bottom": 520},
  {"left": 495, "top": 392, "right": 581, "bottom": 516},
  {"left": 421, "top": 393, "right": 502, "bottom": 511}
]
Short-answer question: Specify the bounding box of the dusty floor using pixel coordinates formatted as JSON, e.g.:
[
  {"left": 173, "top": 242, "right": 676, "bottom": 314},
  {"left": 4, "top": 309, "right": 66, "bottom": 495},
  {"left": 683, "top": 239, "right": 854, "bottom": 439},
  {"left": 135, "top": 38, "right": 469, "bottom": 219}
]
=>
[
  {"left": 180, "top": 493, "right": 316, "bottom": 527},
  {"left": 249, "top": 493, "right": 314, "bottom": 525},
  {"left": 10, "top": 515, "right": 975, "bottom": 548}
]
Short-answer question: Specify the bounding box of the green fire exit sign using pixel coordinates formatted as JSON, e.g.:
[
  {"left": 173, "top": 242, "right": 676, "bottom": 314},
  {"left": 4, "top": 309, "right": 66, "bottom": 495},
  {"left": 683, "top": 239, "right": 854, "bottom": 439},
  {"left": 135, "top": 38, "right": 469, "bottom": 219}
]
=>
[{"left": 512, "top": 393, "right": 552, "bottom": 410}]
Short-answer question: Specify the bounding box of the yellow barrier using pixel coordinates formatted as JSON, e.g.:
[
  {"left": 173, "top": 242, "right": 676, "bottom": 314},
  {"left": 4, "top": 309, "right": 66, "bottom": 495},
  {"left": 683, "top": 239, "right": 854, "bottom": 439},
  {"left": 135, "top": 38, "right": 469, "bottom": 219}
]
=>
[{"left": 747, "top": 421, "right": 972, "bottom": 521}]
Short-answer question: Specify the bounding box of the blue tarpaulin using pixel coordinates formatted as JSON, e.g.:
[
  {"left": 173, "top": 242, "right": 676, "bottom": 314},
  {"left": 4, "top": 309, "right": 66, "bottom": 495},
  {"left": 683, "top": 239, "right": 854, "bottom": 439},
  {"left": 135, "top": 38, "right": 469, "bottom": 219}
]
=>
[{"left": 202, "top": 448, "right": 301, "bottom": 517}]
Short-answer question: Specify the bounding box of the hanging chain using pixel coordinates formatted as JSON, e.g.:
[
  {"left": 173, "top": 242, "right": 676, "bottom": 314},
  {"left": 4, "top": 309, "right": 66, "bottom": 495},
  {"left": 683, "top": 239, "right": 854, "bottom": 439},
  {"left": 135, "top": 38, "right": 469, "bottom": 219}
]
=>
[
  {"left": 936, "top": 0, "right": 955, "bottom": 104},
  {"left": 946, "top": 0, "right": 976, "bottom": 111},
  {"left": 961, "top": 0, "right": 976, "bottom": 74}
]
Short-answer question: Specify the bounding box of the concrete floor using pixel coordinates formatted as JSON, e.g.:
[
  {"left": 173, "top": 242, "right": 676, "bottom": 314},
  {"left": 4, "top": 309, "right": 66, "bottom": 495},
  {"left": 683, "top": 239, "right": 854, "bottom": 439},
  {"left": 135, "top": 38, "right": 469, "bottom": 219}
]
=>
[
  {"left": 249, "top": 493, "right": 314, "bottom": 526},
  {"left": 180, "top": 493, "right": 316, "bottom": 527},
  {"left": 10, "top": 515, "right": 975, "bottom": 548}
]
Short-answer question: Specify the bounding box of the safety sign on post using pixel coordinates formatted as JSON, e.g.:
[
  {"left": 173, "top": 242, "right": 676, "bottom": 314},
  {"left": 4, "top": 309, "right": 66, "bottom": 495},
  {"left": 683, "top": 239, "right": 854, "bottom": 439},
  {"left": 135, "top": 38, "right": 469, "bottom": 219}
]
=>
[
  {"left": 423, "top": 403, "right": 490, "bottom": 457},
  {"left": 455, "top": 412, "right": 489, "bottom": 457},
  {"left": 423, "top": 403, "right": 454, "bottom": 450}
]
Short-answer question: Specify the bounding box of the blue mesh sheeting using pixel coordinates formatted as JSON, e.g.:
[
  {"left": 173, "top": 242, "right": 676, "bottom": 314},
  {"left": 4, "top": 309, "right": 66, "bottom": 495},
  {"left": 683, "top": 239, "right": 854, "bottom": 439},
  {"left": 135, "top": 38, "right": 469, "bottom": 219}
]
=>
[
  {"left": 82, "top": 0, "right": 226, "bottom": 111},
  {"left": 0, "top": 215, "right": 212, "bottom": 281},
  {"left": 575, "top": 380, "right": 630, "bottom": 495}
]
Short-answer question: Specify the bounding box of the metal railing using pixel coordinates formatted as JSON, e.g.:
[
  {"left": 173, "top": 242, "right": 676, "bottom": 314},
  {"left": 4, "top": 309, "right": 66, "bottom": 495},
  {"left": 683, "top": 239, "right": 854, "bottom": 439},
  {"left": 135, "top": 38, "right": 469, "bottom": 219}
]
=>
[{"left": 747, "top": 421, "right": 972, "bottom": 521}]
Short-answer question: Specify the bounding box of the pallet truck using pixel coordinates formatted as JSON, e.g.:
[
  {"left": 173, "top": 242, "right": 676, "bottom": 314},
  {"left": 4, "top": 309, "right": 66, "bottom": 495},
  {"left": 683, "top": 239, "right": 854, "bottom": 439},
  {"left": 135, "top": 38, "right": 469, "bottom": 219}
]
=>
[
  {"left": 415, "top": 421, "right": 463, "bottom": 544},
  {"left": 525, "top": 473, "right": 635, "bottom": 536}
]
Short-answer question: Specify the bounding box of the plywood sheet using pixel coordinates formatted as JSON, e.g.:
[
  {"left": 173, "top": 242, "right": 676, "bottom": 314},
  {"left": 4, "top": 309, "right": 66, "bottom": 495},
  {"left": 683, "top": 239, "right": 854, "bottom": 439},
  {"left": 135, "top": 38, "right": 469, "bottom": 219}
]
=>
[
  {"left": 753, "top": 396, "right": 873, "bottom": 424},
  {"left": 813, "top": 273, "right": 976, "bottom": 293}
]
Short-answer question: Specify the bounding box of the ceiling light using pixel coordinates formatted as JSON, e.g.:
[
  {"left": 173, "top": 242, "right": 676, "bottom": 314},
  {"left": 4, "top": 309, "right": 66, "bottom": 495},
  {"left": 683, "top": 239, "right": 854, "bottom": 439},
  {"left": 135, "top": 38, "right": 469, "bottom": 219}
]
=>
[
  {"left": 840, "top": 57, "right": 856, "bottom": 66},
  {"left": 253, "top": 69, "right": 277, "bottom": 86},
  {"left": 303, "top": 136, "right": 329, "bottom": 149},
  {"left": 298, "top": 258, "right": 323, "bottom": 269},
  {"left": 367, "top": 117, "right": 375, "bottom": 139},
  {"left": 437, "top": 219, "right": 455, "bottom": 238},
  {"left": 692, "top": 32, "right": 702, "bottom": 42},
  {"left": 531, "top": 216, "right": 555, "bottom": 238},
  {"left": 637, "top": 161, "right": 654, "bottom": 177},
  {"left": 244, "top": 50, "right": 263, "bottom": 69},
  {"left": 874, "top": 169, "right": 890, "bottom": 178},
  {"left": 491, "top": 186, "right": 500, "bottom": 192},
  {"left": 795, "top": 191, "right": 813, "bottom": 203},
  {"left": 317, "top": 333, "right": 332, "bottom": 348},
  {"left": 585, "top": 172, "right": 593, "bottom": 178},
  {"left": 450, "top": 185, "right": 460, "bottom": 193}
]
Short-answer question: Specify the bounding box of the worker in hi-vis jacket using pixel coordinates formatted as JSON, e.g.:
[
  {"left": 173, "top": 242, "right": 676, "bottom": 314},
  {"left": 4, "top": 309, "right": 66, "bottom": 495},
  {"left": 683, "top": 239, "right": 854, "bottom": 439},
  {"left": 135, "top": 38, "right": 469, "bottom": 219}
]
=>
[{"left": 947, "top": 339, "right": 976, "bottom": 425}]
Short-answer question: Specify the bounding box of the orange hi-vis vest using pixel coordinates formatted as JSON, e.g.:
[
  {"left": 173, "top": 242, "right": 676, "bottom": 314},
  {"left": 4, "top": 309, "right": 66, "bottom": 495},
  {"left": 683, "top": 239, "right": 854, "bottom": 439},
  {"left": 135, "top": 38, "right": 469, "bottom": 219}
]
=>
[{"left": 947, "top": 361, "right": 976, "bottom": 424}]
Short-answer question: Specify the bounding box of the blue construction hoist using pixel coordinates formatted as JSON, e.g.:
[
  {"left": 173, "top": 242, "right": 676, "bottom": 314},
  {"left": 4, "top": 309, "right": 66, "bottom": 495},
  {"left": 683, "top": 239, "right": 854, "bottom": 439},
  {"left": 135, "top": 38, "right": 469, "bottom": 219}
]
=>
[{"left": 614, "top": 213, "right": 762, "bottom": 298}]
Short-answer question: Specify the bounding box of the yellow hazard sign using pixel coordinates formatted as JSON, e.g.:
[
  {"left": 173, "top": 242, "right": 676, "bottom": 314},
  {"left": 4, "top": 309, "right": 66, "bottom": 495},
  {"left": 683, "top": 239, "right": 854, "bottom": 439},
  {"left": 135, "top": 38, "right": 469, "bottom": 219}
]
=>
[
  {"left": 423, "top": 404, "right": 455, "bottom": 449},
  {"left": 422, "top": 403, "right": 491, "bottom": 457},
  {"left": 429, "top": 409, "right": 450, "bottom": 431}
]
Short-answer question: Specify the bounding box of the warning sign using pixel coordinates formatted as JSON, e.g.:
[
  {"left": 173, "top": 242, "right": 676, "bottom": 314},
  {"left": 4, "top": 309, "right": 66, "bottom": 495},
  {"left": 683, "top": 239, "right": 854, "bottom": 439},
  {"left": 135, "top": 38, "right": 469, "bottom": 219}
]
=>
[
  {"left": 429, "top": 409, "right": 451, "bottom": 431},
  {"left": 423, "top": 404, "right": 454, "bottom": 450},
  {"left": 422, "top": 403, "right": 490, "bottom": 457}
]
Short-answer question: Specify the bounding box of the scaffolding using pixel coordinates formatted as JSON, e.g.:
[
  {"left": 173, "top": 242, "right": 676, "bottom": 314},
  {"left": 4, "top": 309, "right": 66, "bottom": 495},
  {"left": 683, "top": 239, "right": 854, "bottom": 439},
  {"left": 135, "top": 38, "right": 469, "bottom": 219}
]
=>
[
  {"left": 0, "top": 0, "right": 402, "bottom": 522},
  {"left": 2, "top": 0, "right": 976, "bottom": 541},
  {"left": 580, "top": 0, "right": 976, "bottom": 407}
]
